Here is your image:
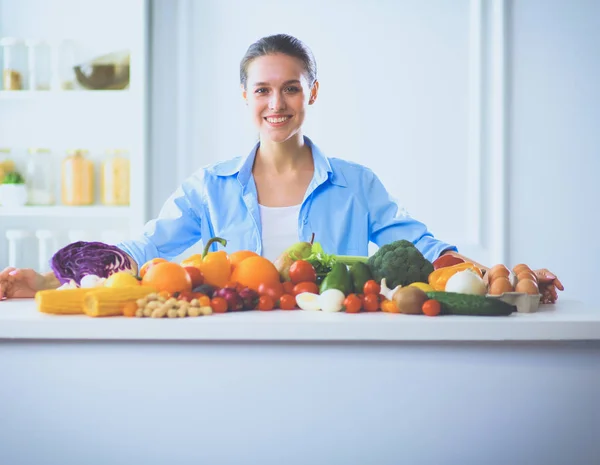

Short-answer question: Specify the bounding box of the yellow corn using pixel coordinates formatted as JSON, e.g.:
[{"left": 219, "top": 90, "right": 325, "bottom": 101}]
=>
[
  {"left": 83, "top": 286, "right": 156, "bottom": 317},
  {"left": 35, "top": 288, "right": 91, "bottom": 315}
]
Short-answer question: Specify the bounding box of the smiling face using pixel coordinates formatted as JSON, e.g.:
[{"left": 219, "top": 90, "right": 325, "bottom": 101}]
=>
[{"left": 242, "top": 53, "right": 318, "bottom": 144}]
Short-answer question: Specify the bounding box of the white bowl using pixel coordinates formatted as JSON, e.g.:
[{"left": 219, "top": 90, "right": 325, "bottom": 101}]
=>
[{"left": 0, "top": 184, "right": 28, "bottom": 207}]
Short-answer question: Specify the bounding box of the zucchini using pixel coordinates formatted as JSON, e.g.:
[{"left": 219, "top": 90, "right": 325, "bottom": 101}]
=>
[{"left": 425, "top": 292, "right": 516, "bottom": 317}]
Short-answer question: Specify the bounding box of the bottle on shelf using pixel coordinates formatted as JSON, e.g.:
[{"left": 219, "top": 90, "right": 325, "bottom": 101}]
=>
[
  {"left": 101, "top": 149, "right": 130, "bottom": 206},
  {"left": 61, "top": 149, "right": 94, "bottom": 206},
  {"left": 25, "top": 40, "right": 52, "bottom": 91},
  {"left": 35, "top": 229, "right": 59, "bottom": 272},
  {"left": 57, "top": 40, "right": 79, "bottom": 91},
  {"left": 26, "top": 148, "right": 56, "bottom": 205},
  {"left": 6, "top": 229, "right": 32, "bottom": 267},
  {"left": 0, "top": 37, "right": 26, "bottom": 90}
]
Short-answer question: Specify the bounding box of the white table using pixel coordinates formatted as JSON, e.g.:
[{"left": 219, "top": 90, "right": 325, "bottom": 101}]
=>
[{"left": 1, "top": 299, "right": 599, "bottom": 465}]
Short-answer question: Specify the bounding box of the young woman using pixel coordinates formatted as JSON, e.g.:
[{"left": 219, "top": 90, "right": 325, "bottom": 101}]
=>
[{"left": 0, "top": 34, "right": 563, "bottom": 302}]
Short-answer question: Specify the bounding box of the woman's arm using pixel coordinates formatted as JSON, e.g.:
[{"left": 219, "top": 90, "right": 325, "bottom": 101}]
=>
[{"left": 440, "top": 250, "right": 489, "bottom": 272}]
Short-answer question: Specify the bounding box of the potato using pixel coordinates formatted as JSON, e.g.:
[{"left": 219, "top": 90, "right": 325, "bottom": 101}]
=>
[{"left": 392, "top": 287, "right": 428, "bottom": 314}]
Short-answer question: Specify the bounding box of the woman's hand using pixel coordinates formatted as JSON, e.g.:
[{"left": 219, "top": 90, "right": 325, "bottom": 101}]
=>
[
  {"left": 534, "top": 269, "right": 564, "bottom": 304},
  {"left": 0, "top": 267, "right": 49, "bottom": 300}
]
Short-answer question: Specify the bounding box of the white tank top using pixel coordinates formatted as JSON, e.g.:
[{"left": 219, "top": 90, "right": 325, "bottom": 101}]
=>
[{"left": 258, "top": 204, "right": 302, "bottom": 262}]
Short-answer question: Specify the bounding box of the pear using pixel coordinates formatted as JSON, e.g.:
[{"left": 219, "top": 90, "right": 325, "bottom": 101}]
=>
[{"left": 274, "top": 233, "right": 315, "bottom": 281}]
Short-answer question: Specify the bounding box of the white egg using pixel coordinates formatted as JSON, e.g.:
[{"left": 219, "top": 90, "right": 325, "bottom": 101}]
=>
[
  {"left": 318, "top": 289, "right": 346, "bottom": 312},
  {"left": 295, "top": 292, "right": 322, "bottom": 311}
]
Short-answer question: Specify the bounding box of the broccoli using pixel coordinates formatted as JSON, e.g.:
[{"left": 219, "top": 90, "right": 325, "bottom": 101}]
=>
[{"left": 367, "top": 240, "right": 434, "bottom": 289}]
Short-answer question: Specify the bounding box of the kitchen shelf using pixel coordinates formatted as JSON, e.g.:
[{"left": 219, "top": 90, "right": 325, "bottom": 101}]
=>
[
  {"left": 0, "top": 206, "right": 131, "bottom": 218},
  {"left": 0, "top": 90, "right": 133, "bottom": 102}
]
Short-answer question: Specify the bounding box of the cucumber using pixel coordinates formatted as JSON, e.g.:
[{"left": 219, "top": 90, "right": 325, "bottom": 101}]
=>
[{"left": 425, "top": 292, "right": 516, "bottom": 317}]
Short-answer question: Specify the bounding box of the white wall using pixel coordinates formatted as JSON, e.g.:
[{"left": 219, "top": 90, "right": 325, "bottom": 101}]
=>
[
  {"left": 150, "top": 0, "right": 597, "bottom": 302},
  {"left": 507, "top": 0, "right": 599, "bottom": 303}
]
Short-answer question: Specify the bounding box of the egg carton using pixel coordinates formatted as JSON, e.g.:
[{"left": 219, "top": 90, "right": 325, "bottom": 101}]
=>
[{"left": 487, "top": 292, "right": 542, "bottom": 313}]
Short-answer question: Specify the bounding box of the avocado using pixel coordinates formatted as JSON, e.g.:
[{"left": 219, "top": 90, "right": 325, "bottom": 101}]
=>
[
  {"left": 425, "top": 292, "right": 516, "bottom": 316},
  {"left": 320, "top": 263, "right": 353, "bottom": 295},
  {"left": 349, "top": 262, "right": 373, "bottom": 294}
]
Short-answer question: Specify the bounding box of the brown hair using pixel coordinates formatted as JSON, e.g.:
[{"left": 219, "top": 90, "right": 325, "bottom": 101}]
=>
[{"left": 240, "top": 34, "right": 317, "bottom": 89}]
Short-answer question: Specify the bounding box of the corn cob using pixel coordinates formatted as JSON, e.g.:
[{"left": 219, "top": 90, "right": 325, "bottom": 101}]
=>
[
  {"left": 83, "top": 286, "right": 156, "bottom": 317},
  {"left": 35, "top": 288, "right": 91, "bottom": 315}
]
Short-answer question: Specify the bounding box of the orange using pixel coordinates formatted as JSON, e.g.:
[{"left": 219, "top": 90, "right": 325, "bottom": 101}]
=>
[
  {"left": 139, "top": 258, "right": 167, "bottom": 279},
  {"left": 141, "top": 262, "right": 192, "bottom": 294},
  {"left": 230, "top": 256, "right": 280, "bottom": 292},
  {"left": 229, "top": 250, "right": 259, "bottom": 271}
]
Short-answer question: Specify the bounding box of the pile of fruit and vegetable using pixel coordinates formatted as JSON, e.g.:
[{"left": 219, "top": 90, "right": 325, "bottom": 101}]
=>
[{"left": 36, "top": 235, "right": 549, "bottom": 318}]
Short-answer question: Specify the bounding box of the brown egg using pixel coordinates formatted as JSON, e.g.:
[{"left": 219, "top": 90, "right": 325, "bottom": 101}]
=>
[
  {"left": 515, "top": 278, "right": 539, "bottom": 295},
  {"left": 489, "top": 277, "right": 514, "bottom": 295},
  {"left": 513, "top": 263, "right": 531, "bottom": 275},
  {"left": 517, "top": 270, "right": 537, "bottom": 283},
  {"left": 489, "top": 264, "right": 510, "bottom": 279}
]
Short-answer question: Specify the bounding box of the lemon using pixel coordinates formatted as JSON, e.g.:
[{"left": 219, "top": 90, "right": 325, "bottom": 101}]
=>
[
  {"left": 104, "top": 272, "right": 140, "bottom": 288},
  {"left": 409, "top": 282, "right": 435, "bottom": 292}
]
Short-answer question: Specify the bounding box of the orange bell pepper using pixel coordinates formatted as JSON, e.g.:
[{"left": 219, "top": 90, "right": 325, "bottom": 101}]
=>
[
  {"left": 181, "top": 237, "right": 231, "bottom": 288},
  {"left": 428, "top": 262, "right": 483, "bottom": 291}
]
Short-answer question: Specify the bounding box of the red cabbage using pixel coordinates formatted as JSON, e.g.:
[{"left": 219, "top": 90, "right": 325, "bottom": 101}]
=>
[{"left": 50, "top": 241, "right": 135, "bottom": 285}]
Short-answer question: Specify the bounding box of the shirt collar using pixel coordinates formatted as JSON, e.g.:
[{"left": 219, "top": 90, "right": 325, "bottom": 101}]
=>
[{"left": 211, "top": 135, "right": 347, "bottom": 189}]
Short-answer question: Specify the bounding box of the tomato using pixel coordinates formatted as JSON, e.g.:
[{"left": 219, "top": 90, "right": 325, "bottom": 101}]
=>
[
  {"left": 363, "top": 280, "right": 381, "bottom": 296},
  {"left": 183, "top": 266, "right": 204, "bottom": 288},
  {"left": 257, "top": 295, "right": 275, "bottom": 311},
  {"left": 258, "top": 282, "right": 284, "bottom": 302},
  {"left": 289, "top": 260, "right": 317, "bottom": 284},
  {"left": 177, "top": 291, "right": 194, "bottom": 302},
  {"left": 279, "top": 294, "right": 296, "bottom": 310},
  {"left": 292, "top": 281, "right": 319, "bottom": 296},
  {"left": 210, "top": 297, "right": 228, "bottom": 313},
  {"left": 282, "top": 281, "right": 295, "bottom": 295},
  {"left": 363, "top": 294, "right": 380, "bottom": 312},
  {"left": 422, "top": 299, "right": 441, "bottom": 317},
  {"left": 343, "top": 294, "right": 362, "bottom": 314}
]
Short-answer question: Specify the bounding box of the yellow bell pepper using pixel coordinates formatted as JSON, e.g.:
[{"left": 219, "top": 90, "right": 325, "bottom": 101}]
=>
[
  {"left": 181, "top": 237, "right": 231, "bottom": 288},
  {"left": 428, "top": 262, "right": 483, "bottom": 291}
]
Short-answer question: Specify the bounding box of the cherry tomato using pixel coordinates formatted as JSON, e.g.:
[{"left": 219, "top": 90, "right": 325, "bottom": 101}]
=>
[
  {"left": 363, "top": 280, "right": 381, "bottom": 296},
  {"left": 210, "top": 297, "right": 228, "bottom": 313},
  {"left": 289, "top": 260, "right": 317, "bottom": 284},
  {"left": 257, "top": 295, "right": 275, "bottom": 311},
  {"left": 198, "top": 295, "right": 211, "bottom": 307},
  {"left": 343, "top": 294, "right": 362, "bottom": 314},
  {"left": 258, "top": 282, "right": 284, "bottom": 302},
  {"left": 292, "top": 281, "right": 319, "bottom": 296},
  {"left": 363, "top": 294, "right": 380, "bottom": 312},
  {"left": 177, "top": 291, "right": 194, "bottom": 302},
  {"left": 279, "top": 294, "right": 296, "bottom": 310},
  {"left": 422, "top": 299, "right": 441, "bottom": 317},
  {"left": 282, "top": 281, "right": 295, "bottom": 295}
]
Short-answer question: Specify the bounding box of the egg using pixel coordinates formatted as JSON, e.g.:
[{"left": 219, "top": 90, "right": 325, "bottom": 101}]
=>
[
  {"left": 517, "top": 270, "right": 537, "bottom": 283},
  {"left": 489, "top": 264, "right": 510, "bottom": 280},
  {"left": 513, "top": 263, "right": 531, "bottom": 275},
  {"left": 515, "top": 278, "right": 539, "bottom": 295},
  {"left": 489, "top": 277, "right": 514, "bottom": 295}
]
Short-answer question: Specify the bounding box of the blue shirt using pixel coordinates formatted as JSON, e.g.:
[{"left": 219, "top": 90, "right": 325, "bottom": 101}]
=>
[{"left": 117, "top": 136, "right": 457, "bottom": 267}]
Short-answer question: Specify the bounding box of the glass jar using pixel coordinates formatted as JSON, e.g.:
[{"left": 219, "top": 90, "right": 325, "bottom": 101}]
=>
[
  {"left": 58, "top": 40, "right": 78, "bottom": 90},
  {"left": 25, "top": 40, "right": 52, "bottom": 91},
  {"left": 61, "top": 149, "right": 94, "bottom": 206},
  {"left": 0, "top": 148, "right": 16, "bottom": 183},
  {"left": 1, "top": 38, "right": 26, "bottom": 90},
  {"left": 26, "top": 148, "right": 56, "bottom": 205},
  {"left": 101, "top": 149, "right": 130, "bottom": 205}
]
